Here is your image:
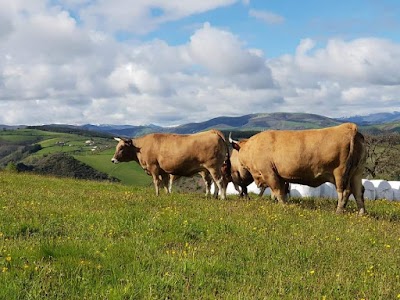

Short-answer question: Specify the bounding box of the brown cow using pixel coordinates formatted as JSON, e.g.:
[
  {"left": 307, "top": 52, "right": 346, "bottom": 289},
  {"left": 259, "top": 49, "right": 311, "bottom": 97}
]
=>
[
  {"left": 229, "top": 123, "right": 366, "bottom": 215},
  {"left": 230, "top": 147, "right": 288, "bottom": 199},
  {"left": 111, "top": 130, "right": 230, "bottom": 199}
]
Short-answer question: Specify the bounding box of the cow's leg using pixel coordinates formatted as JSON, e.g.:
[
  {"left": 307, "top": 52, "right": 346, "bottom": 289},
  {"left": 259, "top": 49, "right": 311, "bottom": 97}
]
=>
[
  {"left": 168, "top": 175, "right": 174, "bottom": 194},
  {"left": 261, "top": 172, "right": 286, "bottom": 204},
  {"left": 284, "top": 182, "right": 290, "bottom": 197},
  {"left": 161, "top": 174, "right": 170, "bottom": 194},
  {"left": 208, "top": 168, "right": 226, "bottom": 200},
  {"left": 151, "top": 173, "right": 161, "bottom": 196},
  {"left": 273, "top": 188, "right": 288, "bottom": 204},
  {"left": 334, "top": 171, "right": 351, "bottom": 214},
  {"left": 233, "top": 183, "right": 241, "bottom": 195},
  {"left": 168, "top": 174, "right": 180, "bottom": 194},
  {"left": 211, "top": 175, "right": 220, "bottom": 198},
  {"left": 254, "top": 174, "right": 272, "bottom": 199},
  {"left": 258, "top": 186, "right": 266, "bottom": 197},
  {"left": 351, "top": 170, "right": 366, "bottom": 216},
  {"left": 242, "top": 185, "right": 250, "bottom": 199},
  {"left": 199, "top": 171, "right": 213, "bottom": 197},
  {"left": 336, "top": 188, "right": 351, "bottom": 214},
  {"left": 213, "top": 183, "right": 219, "bottom": 198}
]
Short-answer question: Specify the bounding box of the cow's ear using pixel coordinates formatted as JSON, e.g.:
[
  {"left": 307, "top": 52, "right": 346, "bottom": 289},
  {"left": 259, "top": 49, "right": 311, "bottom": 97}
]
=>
[
  {"left": 231, "top": 142, "right": 241, "bottom": 151},
  {"left": 126, "top": 139, "right": 139, "bottom": 152}
]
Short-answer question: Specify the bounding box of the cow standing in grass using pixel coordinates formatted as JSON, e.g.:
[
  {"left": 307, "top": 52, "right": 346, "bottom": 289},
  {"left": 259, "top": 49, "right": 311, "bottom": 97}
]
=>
[
  {"left": 111, "top": 130, "right": 230, "bottom": 199},
  {"left": 230, "top": 123, "right": 367, "bottom": 214}
]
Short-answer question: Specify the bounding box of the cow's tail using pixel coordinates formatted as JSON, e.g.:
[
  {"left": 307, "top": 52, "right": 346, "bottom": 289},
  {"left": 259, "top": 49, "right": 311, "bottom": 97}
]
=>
[
  {"left": 213, "top": 130, "right": 232, "bottom": 181},
  {"left": 223, "top": 147, "right": 232, "bottom": 182},
  {"left": 341, "top": 124, "right": 363, "bottom": 191}
]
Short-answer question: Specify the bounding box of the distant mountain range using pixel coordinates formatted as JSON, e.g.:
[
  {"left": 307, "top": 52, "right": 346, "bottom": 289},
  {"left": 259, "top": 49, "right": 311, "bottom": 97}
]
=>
[
  {"left": 337, "top": 111, "right": 400, "bottom": 125},
  {"left": 79, "top": 112, "right": 400, "bottom": 137},
  {"left": 3, "top": 111, "right": 400, "bottom": 137},
  {"left": 79, "top": 112, "right": 342, "bottom": 137}
]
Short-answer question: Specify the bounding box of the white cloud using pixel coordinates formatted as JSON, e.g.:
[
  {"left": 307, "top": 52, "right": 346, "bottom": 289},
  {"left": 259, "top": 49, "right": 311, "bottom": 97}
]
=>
[
  {"left": 187, "top": 23, "right": 275, "bottom": 89},
  {"left": 249, "top": 9, "right": 285, "bottom": 25},
  {"left": 1, "top": 0, "right": 400, "bottom": 126},
  {"left": 268, "top": 37, "right": 400, "bottom": 117},
  {"left": 291, "top": 38, "right": 400, "bottom": 86},
  {"left": 270, "top": 37, "right": 400, "bottom": 89},
  {"left": 79, "top": 0, "right": 238, "bottom": 34}
]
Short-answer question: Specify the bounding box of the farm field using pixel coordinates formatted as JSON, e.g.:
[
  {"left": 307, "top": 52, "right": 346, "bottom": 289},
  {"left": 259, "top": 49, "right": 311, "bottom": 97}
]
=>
[{"left": 0, "top": 172, "right": 399, "bottom": 299}]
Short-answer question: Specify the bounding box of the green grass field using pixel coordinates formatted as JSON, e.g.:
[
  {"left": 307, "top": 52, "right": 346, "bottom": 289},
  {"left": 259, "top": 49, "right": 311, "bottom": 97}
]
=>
[
  {"left": 1, "top": 172, "right": 399, "bottom": 299},
  {"left": 75, "top": 151, "right": 151, "bottom": 186}
]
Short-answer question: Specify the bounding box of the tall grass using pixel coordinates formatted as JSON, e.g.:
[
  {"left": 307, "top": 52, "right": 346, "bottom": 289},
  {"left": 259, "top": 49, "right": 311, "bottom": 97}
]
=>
[{"left": 0, "top": 172, "right": 399, "bottom": 299}]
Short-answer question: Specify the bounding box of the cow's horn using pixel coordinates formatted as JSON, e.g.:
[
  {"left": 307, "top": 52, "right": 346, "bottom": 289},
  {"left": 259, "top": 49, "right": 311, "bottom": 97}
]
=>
[
  {"left": 228, "top": 132, "right": 238, "bottom": 144},
  {"left": 114, "top": 137, "right": 122, "bottom": 142}
]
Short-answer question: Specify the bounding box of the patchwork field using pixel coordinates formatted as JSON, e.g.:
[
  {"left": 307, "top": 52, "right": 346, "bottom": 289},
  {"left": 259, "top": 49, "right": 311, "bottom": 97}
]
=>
[{"left": 1, "top": 172, "right": 399, "bottom": 299}]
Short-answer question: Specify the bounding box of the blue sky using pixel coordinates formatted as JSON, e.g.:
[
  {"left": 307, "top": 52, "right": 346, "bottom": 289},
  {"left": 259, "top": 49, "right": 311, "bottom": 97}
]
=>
[
  {"left": 1, "top": 0, "right": 400, "bottom": 125},
  {"left": 143, "top": 0, "right": 400, "bottom": 56}
]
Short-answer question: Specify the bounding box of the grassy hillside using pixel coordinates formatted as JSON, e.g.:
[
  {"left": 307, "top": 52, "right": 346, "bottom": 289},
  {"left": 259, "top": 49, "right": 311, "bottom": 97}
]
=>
[
  {"left": 0, "top": 128, "right": 151, "bottom": 186},
  {"left": 75, "top": 149, "right": 151, "bottom": 186},
  {"left": 1, "top": 172, "right": 399, "bottom": 299}
]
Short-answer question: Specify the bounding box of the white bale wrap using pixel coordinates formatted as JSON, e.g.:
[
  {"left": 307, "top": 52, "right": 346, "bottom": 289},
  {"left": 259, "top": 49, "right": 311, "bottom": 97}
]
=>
[
  {"left": 388, "top": 181, "right": 400, "bottom": 201},
  {"left": 362, "top": 180, "right": 376, "bottom": 200},
  {"left": 370, "top": 180, "right": 394, "bottom": 201},
  {"left": 222, "top": 179, "right": 400, "bottom": 202},
  {"left": 319, "top": 183, "right": 338, "bottom": 198},
  {"left": 290, "top": 183, "right": 321, "bottom": 198}
]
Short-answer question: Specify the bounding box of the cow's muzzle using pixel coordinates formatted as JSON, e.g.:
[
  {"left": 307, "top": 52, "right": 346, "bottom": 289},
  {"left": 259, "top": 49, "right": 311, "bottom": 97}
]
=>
[{"left": 111, "top": 158, "right": 119, "bottom": 164}]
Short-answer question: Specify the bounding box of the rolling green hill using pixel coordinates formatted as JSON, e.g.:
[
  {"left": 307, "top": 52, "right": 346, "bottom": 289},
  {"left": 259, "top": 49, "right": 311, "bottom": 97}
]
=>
[{"left": 0, "top": 128, "right": 152, "bottom": 186}]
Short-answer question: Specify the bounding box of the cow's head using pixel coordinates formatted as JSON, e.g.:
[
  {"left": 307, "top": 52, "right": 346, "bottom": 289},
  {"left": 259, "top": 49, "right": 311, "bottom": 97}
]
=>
[{"left": 111, "top": 137, "right": 139, "bottom": 163}]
